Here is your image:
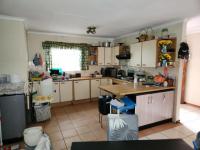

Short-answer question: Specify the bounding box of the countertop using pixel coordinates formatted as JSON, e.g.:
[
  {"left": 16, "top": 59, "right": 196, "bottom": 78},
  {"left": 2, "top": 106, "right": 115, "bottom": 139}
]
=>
[{"left": 99, "top": 83, "right": 175, "bottom": 96}]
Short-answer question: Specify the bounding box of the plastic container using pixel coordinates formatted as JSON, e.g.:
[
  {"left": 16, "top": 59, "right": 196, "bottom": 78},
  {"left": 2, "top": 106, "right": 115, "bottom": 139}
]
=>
[
  {"left": 34, "top": 103, "right": 51, "bottom": 122},
  {"left": 40, "top": 78, "right": 53, "bottom": 96}
]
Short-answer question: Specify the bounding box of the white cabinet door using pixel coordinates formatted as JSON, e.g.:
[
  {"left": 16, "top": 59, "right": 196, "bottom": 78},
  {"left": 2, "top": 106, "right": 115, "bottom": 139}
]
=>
[
  {"left": 142, "top": 40, "right": 157, "bottom": 67},
  {"left": 151, "top": 93, "right": 163, "bottom": 123},
  {"left": 52, "top": 82, "right": 60, "bottom": 103},
  {"left": 98, "top": 47, "right": 105, "bottom": 65},
  {"left": 112, "top": 46, "right": 119, "bottom": 65},
  {"left": 135, "top": 95, "right": 151, "bottom": 126},
  {"left": 74, "top": 80, "right": 90, "bottom": 100},
  {"left": 100, "top": 78, "right": 112, "bottom": 96},
  {"left": 104, "top": 47, "right": 112, "bottom": 65},
  {"left": 163, "top": 91, "right": 174, "bottom": 119},
  {"left": 60, "top": 81, "right": 73, "bottom": 102},
  {"left": 91, "top": 79, "right": 100, "bottom": 98},
  {"left": 130, "top": 43, "right": 142, "bottom": 67}
]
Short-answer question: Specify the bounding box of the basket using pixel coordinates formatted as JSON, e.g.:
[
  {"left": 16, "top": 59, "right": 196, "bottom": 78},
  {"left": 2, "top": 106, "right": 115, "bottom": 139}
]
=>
[{"left": 34, "top": 103, "right": 51, "bottom": 122}]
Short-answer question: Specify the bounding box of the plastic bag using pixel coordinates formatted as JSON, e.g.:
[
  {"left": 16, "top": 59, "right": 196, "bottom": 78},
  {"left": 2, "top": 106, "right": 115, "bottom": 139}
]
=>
[{"left": 35, "top": 134, "right": 51, "bottom": 150}]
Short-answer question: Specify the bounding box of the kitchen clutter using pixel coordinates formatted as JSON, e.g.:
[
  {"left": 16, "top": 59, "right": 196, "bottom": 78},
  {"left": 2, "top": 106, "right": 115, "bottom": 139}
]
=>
[{"left": 23, "top": 126, "right": 51, "bottom": 150}]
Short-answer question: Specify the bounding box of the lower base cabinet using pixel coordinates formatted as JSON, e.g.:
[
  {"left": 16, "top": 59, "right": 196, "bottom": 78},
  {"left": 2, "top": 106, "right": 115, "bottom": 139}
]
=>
[
  {"left": 52, "top": 81, "right": 73, "bottom": 103},
  {"left": 91, "top": 79, "right": 101, "bottom": 98},
  {"left": 74, "top": 80, "right": 90, "bottom": 100},
  {"left": 135, "top": 91, "right": 174, "bottom": 127}
]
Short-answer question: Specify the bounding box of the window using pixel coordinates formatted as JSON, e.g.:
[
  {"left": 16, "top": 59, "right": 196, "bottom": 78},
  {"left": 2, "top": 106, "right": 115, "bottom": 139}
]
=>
[{"left": 51, "top": 48, "right": 81, "bottom": 71}]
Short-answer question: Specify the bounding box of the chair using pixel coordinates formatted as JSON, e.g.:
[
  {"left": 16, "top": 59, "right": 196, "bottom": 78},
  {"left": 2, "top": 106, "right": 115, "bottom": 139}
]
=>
[
  {"left": 98, "top": 95, "right": 112, "bottom": 128},
  {"left": 110, "top": 96, "right": 136, "bottom": 114},
  {"left": 107, "top": 114, "right": 138, "bottom": 141}
]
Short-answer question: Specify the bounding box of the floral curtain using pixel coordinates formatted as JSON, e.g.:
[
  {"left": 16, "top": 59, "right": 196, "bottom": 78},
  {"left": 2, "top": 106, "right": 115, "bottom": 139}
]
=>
[{"left": 42, "top": 41, "right": 90, "bottom": 71}]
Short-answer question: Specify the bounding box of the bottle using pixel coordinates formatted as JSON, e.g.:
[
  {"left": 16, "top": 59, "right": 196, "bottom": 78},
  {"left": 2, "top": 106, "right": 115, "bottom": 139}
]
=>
[{"left": 134, "top": 74, "right": 138, "bottom": 84}]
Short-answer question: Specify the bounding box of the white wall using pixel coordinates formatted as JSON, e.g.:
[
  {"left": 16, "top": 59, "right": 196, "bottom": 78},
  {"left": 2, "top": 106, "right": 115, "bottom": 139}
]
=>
[
  {"left": 0, "top": 18, "right": 28, "bottom": 82},
  {"left": 27, "top": 32, "right": 113, "bottom": 76},
  {"left": 185, "top": 33, "right": 200, "bottom": 105}
]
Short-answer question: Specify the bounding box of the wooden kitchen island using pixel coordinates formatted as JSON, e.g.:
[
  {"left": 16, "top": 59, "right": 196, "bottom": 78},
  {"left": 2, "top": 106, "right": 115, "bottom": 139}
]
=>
[{"left": 99, "top": 83, "right": 176, "bottom": 128}]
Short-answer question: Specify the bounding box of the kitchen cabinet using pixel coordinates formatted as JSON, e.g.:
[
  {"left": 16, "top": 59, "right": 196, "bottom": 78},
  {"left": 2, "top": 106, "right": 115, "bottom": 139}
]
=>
[
  {"left": 98, "top": 47, "right": 105, "bottom": 65},
  {"left": 60, "top": 81, "right": 73, "bottom": 102},
  {"left": 142, "top": 40, "right": 157, "bottom": 67},
  {"left": 129, "top": 42, "right": 142, "bottom": 67},
  {"left": 97, "top": 47, "right": 112, "bottom": 65},
  {"left": 105, "top": 47, "right": 112, "bottom": 65},
  {"left": 135, "top": 90, "right": 174, "bottom": 126},
  {"left": 52, "top": 82, "right": 60, "bottom": 103},
  {"left": 52, "top": 81, "right": 73, "bottom": 103},
  {"left": 112, "top": 46, "right": 120, "bottom": 65},
  {"left": 100, "top": 78, "right": 113, "bottom": 96},
  {"left": 91, "top": 79, "right": 101, "bottom": 98},
  {"left": 74, "top": 80, "right": 90, "bottom": 100},
  {"left": 129, "top": 40, "right": 157, "bottom": 67}
]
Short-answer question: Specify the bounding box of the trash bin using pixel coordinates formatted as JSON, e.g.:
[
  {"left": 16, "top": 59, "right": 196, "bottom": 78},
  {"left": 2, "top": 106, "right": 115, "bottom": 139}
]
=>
[
  {"left": 34, "top": 103, "right": 51, "bottom": 122},
  {"left": 98, "top": 95, "right": 112, "bottom": 115}
]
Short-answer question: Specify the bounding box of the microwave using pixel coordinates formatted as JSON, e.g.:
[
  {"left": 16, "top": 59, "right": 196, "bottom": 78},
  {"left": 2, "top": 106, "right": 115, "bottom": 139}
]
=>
[{"left": 101, "top": 67, "right": 117, "bottom": 78}]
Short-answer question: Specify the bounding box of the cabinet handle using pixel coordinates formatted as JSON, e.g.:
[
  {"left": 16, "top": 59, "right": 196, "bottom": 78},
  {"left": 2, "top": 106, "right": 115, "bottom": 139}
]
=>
[
  {"left": 151, "top": 96, "right": 153, "bottom": 103},
  {"left": 163, "top": 94, "right": 166, "bottom": 102}
]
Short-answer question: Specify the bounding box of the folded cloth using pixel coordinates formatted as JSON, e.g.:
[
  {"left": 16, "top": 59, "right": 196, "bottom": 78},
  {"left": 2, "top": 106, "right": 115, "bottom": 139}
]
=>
[{"left": 110, "top": 99, "right": 124, "bottom": 108}]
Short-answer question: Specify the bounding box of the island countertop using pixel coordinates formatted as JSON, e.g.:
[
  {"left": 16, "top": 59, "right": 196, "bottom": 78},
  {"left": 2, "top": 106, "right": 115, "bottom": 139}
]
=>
[{"left": 99, "top": 83, "right": 175, "bottom": 96}]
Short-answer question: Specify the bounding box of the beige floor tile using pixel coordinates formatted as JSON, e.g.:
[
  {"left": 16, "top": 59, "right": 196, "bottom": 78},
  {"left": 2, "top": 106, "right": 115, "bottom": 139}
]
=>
[
  {"left": 52, "top": 140, "right": 67, "bottom": 150},
  {"left": 79, "top": 132, "right": 97, "bottom": 141},
  {"left": 76, "top": 125, "right": 91, "bottom": 134},
  {"left": 173, "top": 125, "right": 195, "bottom": 136},
  {"left": 64, "top": 135, "right": 82, "bottom": 149},
  {"left": 62, "top": 128, "right": 78, "bottom": 138},
  {"left": 161, "top": 128, "right": 187, "bottom": 139},
  {"left": 59, "top": 122, "right": 75, "bottom": 131},
  {"left": 146, "top": 133, "right": 169, "bottom": 140},
  {"left": 49, "top": 131, "right": 63, "bottom": 141},
  {"left": 183, "top": 134, "right": 196, "bottom": 148},
  {"left": 45, "top": 125, "right": 60, "bottom": 134}
]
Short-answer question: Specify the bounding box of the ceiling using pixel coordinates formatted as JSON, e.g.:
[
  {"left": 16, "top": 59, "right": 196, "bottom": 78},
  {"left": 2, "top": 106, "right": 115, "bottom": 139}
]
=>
[{"left": 0, "top": 0, "right": 200, "bottom": 38}]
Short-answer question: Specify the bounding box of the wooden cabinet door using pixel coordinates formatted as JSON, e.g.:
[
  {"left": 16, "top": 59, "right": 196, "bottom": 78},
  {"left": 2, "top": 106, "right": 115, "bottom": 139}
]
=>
[
  {"left": 60, "top": 81, "right": 73, "bottom": 102},
  {"left": 74, "top": 80, "right": 90, "bottom": 100},
  {"left": 104, "top": 47, "right": 112, "bottom": 65},
  {"left": 142, "top": 40, "right": 157, "bottom": 67},
  {"left": 91, "top": 79, "right": 100, "bottom": 98},
  {"left": 52, "top": 82, "right": 60, "bottom": 103},
  {"left": 112, "top": 46, "right": 119, "bottom": 65},
  {"left": 98, "top": 47, "right": 105, "bottom": 65},
  {"left": 130, "top": 43, "right": 142, "bottom": 67}
]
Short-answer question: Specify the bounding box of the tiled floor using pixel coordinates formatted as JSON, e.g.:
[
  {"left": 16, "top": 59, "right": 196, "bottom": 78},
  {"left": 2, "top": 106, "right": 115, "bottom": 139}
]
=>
[{"left": 8, "top": 102, "right": 200, "bottom": 149}]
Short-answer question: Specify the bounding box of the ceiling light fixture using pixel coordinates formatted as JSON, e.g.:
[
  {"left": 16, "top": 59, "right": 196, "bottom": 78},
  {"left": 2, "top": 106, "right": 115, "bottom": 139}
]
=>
[{"left": 86, "top": 26, "right": 96, "bottom": 34}]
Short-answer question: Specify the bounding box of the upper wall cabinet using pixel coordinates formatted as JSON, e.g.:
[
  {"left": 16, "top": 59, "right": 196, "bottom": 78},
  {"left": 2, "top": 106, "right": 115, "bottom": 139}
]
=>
[
  {"left": 129, "top": 42, "right": 142, "bottom": 67},
  {"left": 142, "top": 40, "right": 157, "bottom": 67},
  {"left": 112, "top": 46, "right": 120, "bottom": 65},
  {"left": 129, "top": 40, "right": 157, "bottom": 67},
  {"left": 98, "top": 47, "right": 112, "bottom": 65}
]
